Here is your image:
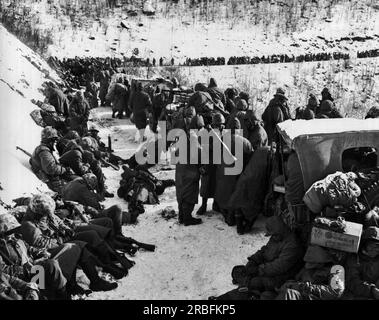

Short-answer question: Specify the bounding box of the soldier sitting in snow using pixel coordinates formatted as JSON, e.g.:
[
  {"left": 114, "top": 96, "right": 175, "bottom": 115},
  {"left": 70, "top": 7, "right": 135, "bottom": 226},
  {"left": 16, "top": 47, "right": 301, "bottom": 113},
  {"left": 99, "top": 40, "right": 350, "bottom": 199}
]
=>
[
  {"left": 30, "top": 127, "right": 77, "bottom": 193},
  {"left": 210, "top": 216, "right": 304, "bottom": 300}
]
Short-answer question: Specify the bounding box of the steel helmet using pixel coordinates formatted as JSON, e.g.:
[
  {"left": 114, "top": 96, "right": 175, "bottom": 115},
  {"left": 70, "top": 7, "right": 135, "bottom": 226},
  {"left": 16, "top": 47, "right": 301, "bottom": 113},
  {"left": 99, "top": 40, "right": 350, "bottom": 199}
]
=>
[
  {"left": 41, "top": 126, "right": 59, "bottom": 142},
  {"left": 28, "top": 194, "right": 56, "bottom": 216},
  {"left": 80, "top": 136, "right": 94, "bottom": 150},
  {"left": 83, "top": 173, "right": 98, "bottom": 190},
  {"left": 65, "top": 130, "right": 80, "bottom": 140},
  {"left": 212, "top": 113, "right": 225, "bottom": 126}
]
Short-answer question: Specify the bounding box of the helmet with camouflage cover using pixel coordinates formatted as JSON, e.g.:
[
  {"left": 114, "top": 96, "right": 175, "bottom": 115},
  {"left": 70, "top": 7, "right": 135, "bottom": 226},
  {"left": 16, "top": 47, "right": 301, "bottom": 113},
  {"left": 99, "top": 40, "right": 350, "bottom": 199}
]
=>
[
  {"left": 41, "top": 126, "right": 59, "bottom": 142},
  {"left": 212, "top": 113, "right": 225, "bottom": 126},
  {"left": 65, "top": 130, "right": 80, "bottom": 140},
  {"left": 28, "top": 194, "right": 56, "bottom": 216},
  {"left": 40, "top": 103, "right": 56, "bottom": 113},
  {"left": 0, "top": 213, "right": 21, "bottom": 234},
  {"left": 80, "top": 136, "right": 95, "bottom": 150},
  {"left": 83, "top": 173, "right": 98, "bottom": 190}
]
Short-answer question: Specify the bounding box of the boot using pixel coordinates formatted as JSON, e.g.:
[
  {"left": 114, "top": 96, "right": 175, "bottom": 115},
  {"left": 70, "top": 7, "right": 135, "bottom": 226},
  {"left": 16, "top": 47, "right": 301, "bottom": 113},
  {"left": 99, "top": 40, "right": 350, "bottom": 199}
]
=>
[
  {"left": 184, "top": 217, "right": 202, "bottom": 226},
  {"left": 243, "top": 217, "right": 257, "bottom": 234},
  {"left": 79, "top": 256, "right": 117, "bottom": 292},
  {"left": 235, "top": 212, "right": 245, "bottom": 235},
  {"left": 113, "top": 241, "right": 138, "bottom": 256},
  {"left": 196, "top": 198, "right": 208, "bottom": 215},
  {"left": 212, "top": 201, "right": 220, "bottom": 212},
  {"left": 89, "top": 278, "right": 118, "bottom": 292},
  {"left": 111, "top": 250, "right": 136, "bottom": 271},
  {"left": 112, "top": 110, "right": 116, "bottom": 118},
  {"left": 183, "top": 203, "right": 202, "bottom": 226},
  {"left": 104, "top": 190, "right": 114, "bottom": 198},
  {"left": 225, "top": 210, "right": 236, "bottom": 226},
  {"left": 178, "top": 203, "right": 184, "bottom": 224},
  {"left": 102, "top": 264, "right": 128, "bottom": 279},
  {"left": 66, "top": 267, "right": 92, "bottom": 297}
]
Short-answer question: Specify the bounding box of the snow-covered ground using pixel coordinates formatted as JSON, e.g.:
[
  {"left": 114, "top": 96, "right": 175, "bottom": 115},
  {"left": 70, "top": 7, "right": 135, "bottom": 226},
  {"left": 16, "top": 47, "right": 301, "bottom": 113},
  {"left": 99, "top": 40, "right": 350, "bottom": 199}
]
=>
[
  {"left": 0, "top": 25, "right": 61, "bottom": 207},
  {"left": 86, "top": 108, "right": 268, "bottom": 300}
]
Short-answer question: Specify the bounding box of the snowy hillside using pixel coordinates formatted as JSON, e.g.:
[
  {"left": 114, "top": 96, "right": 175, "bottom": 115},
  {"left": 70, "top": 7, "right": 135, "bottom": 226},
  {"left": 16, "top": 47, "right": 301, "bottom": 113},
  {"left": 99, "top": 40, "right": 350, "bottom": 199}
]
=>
[
  {"left": 0, "top": 23, "right": 268, "bottom": 300},
  {"left": 0, "top": 25, "right": 61, "bottom": 206}
]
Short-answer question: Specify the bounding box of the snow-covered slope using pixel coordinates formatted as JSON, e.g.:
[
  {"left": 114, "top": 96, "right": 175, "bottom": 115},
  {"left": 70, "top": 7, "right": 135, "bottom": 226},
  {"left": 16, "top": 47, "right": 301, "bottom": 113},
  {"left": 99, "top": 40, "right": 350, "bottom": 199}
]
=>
[{"left": 0, "top": 24, "right": 61, "bottom": 205}]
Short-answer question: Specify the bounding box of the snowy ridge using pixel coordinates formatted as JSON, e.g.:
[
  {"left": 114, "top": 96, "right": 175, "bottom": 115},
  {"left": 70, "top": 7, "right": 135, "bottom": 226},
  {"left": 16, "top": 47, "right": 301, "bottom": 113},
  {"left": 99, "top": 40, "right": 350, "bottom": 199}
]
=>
[{"left": 0, "top": 24, "right": 61, "bottom": 206}]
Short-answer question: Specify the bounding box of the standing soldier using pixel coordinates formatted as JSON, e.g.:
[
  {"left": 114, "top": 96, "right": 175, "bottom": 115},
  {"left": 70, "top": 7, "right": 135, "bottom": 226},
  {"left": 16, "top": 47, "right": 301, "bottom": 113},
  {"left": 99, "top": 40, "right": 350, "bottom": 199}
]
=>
[
  {"left": 262, "top": 88, "right": 291, "bottom": 145},
  {"left": 106, "top": 78, "right": 129, "bottom": 119},
  {"left": 44, "top": 83, "right": 70, "bottom": 117},
  {"left": 175, "top": 107, "right": 204, "bottom": 226},
  {"left": 197, "top": 113, "right": 225, "bottom": 215},
  {"left": 207, "top": 78, "right": 226, "bottom": 107},
  {"left": 295, "top": 93, "right": 317, "bottom": 120},
  {"left": 131, "top": 82, "right": 152, "bottom": 143},
  {"left": 99, "top": 70, "right": 111, "bottom": 107},
  {"left": 84, "top": 81, "right": 99, "bottom": 109},
  {"left": 68, "top": 91, "right": 90, "bottom": 136},
  {"left": 214, "top": 117, "right": 252, "bottom": 227},
  {"left": 150, "top": 87, "right": 167, "bottom": 134}
]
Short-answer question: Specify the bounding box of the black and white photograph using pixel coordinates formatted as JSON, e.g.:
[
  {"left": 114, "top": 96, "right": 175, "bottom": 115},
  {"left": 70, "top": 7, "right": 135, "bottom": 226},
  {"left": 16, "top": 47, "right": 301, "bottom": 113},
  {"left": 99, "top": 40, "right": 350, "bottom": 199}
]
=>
[{"left": 0, "top": 0, "right": 379, "bottom": 309}]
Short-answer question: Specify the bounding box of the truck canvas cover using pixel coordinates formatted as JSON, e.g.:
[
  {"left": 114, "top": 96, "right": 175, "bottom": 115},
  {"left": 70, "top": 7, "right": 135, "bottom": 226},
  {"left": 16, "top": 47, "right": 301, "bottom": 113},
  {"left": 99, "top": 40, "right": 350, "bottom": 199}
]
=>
[{"left": 277, "top": 118, "right": 379, "bottom": 190}]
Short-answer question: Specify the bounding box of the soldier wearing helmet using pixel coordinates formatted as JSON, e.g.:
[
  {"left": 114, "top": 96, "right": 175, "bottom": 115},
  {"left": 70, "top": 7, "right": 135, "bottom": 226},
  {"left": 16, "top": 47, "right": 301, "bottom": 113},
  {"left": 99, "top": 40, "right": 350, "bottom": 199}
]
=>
[
  {"left": 68, "top": 90, "right": 90, "bottom": 136},
  {"left": 196, "top": 112, "right": 225, "bottom": 216},
  {"left": 21, "top": 194, "right": 120, "bottom": 293},
  {"left": 211, "top": 112, "right": 226, "bottom": 131},
  {"left": 30, "top": 127, "right": 75, "bottom": 193}
]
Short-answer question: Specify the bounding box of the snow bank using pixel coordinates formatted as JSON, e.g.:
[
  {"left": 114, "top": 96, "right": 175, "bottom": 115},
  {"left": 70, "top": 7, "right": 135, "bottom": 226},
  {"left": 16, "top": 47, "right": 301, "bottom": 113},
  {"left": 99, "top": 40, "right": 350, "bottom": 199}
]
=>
[{"left": 0, "top": 24, "right": 61, "bottom": 204}]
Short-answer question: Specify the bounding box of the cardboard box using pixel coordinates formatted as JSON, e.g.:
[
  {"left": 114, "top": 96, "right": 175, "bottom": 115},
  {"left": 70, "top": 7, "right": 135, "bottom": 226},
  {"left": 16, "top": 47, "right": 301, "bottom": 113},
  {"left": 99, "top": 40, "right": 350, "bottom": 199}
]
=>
[{"left": 310, "top": 218, "right": 363, "bottom": 253}]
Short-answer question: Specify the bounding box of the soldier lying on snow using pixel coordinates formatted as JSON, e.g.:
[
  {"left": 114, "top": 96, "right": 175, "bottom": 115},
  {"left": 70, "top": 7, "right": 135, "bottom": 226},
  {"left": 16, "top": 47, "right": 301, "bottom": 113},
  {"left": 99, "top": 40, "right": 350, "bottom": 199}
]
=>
[{"left": 117, "top": 165, "right": 175, "bottom": 216}]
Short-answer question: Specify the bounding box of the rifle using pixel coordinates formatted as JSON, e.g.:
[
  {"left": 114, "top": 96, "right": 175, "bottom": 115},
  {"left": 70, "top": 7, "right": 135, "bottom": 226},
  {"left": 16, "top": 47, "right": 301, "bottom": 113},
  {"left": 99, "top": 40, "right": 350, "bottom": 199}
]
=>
[
  {"left": 116, "top": 235, "right": 156, "bottom": 252},
  {"left": 16, "top": 146, "right": 32, "bottom": 158},
  {"left": 0, "top": 226, "right": 21, "bottom": 238},
  {"left": 100, "top": 158, "right": 120, "bottom": 171},
  {"left": 209, "top": 128, "right": 237, "bottom": 164}
]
